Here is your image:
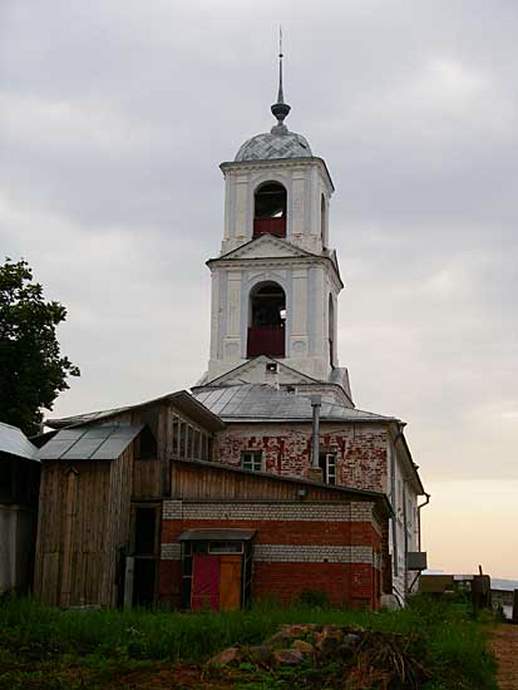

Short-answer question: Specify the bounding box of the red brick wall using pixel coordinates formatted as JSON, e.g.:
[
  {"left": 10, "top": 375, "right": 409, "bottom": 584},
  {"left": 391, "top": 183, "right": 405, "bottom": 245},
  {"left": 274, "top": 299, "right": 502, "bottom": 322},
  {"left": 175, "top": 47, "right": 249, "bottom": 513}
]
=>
[
  {"left": 162, "top": 518, "right": 381, "bottom": 549},
  {"left": 213, "top": 422, "right": 388, "bottom": 494},
  {"left": 159, "top": 507, "right": 382, "bottom": 609},
  {"left": 253, "top": 562, "right": 379, "bottom": 609},
  {"left": 158, "top": 560, "right": 182, "bottom": 607}
]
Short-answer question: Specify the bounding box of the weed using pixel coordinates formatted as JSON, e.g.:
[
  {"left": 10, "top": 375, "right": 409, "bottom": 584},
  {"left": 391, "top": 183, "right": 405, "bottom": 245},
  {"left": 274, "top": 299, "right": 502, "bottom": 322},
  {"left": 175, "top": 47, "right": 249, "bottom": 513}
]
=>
[{"left": 0, "top": 595, "right": 498, "bottom": 690}]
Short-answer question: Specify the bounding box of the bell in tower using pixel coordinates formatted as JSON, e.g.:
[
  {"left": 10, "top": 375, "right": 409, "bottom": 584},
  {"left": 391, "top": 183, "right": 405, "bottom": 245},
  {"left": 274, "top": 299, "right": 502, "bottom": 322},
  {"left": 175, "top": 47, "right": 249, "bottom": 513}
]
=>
[{"left": 196, "top": 44, "right": 353, "bottom": 407}]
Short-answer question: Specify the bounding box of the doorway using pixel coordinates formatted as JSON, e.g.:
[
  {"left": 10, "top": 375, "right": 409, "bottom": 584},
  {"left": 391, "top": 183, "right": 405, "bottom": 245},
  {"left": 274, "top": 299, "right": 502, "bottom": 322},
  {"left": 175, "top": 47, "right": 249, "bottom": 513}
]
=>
[
  {"left": 180, "top": 532, "right": 254, "bottom": 611},
  {"left": 131, "top": 504, "right": 160, "bottom": 607}
]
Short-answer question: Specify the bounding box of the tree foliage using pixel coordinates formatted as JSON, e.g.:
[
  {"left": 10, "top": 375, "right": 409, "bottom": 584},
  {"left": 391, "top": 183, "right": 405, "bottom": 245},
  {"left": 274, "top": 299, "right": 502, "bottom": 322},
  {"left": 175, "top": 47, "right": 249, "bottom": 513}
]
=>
[{"left": 0, "top": 258, "right": 80, "bottom": 436}]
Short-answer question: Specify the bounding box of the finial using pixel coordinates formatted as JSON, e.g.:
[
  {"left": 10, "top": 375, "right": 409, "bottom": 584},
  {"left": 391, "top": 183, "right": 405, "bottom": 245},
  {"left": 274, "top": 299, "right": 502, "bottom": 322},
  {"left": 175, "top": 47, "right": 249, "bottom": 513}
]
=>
[{"left": 271, "top": 26, "right": 291, "bottom": 134}]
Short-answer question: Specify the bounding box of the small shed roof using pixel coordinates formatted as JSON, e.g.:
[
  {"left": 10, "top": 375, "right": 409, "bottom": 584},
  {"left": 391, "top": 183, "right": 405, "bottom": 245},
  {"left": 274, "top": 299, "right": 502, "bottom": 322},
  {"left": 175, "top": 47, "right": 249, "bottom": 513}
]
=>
[
  {"left": 0, "top": 422, "right": 39, "bottom": 461},
  {"left": 38, "top": 423, "right": 144, "bottom": 461},
  {"left": 178, "top": 528, "right": 256, "bottom": 542}
]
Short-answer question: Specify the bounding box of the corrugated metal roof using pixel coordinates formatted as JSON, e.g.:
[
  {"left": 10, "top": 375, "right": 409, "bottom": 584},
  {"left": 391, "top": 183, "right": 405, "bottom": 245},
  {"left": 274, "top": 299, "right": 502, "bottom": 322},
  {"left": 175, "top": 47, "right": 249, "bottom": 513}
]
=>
[
  {"left": 38, "top": 423, "right": 144, "bottom": 461},
  {"left": 46, "top": 389, "right": 225, "bottom": 432},
  {"left": 178, "top": 528, "right": 256, "bottom": 542},
  {"left": 193, "top": 384, "right": 397, "bottom": 423},
  {"left": 0, "top": 422, "right": 39, "bottom": 461}
]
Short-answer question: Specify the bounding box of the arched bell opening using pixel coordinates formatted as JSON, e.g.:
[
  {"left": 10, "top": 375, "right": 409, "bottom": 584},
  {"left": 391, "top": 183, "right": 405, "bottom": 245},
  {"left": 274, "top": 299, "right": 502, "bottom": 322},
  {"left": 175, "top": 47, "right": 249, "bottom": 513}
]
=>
[
  {"left": 328, "top": 293, "right": 335, "bottom": 368},
  {"left": 253, "top": 182, "right": 287, "bottom": 239},
  {"left": 247, "top": 282, "right": 286, "bottom": 358}
]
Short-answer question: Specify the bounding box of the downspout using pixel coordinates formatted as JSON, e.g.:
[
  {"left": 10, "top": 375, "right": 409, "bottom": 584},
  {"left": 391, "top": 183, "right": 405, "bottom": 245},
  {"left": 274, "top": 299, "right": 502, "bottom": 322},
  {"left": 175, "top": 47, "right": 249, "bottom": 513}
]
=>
[
  {"left": 390, "top": 434, "right": 399, "bottom": 583},
  {"left": 417, "top": 493, "right": 431, "bottom": 552},
  {"left": 402, "top": 481, "right": 408, "bottom": 599}
]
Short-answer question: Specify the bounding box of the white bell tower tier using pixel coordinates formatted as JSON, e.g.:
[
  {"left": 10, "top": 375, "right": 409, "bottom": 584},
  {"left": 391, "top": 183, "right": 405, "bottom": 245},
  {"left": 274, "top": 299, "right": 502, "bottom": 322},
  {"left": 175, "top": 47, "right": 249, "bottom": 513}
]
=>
[{"left": 197, "top": 50, "right": 353, "bottom": 407}]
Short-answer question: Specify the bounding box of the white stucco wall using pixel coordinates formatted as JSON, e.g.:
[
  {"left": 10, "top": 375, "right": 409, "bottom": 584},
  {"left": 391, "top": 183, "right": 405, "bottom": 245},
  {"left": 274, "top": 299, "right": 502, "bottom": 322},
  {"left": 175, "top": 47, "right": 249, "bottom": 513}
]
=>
[
  {"left": 387, "top": 441, "right": 420, "bottom": 602},
  {"left": 206, "top": 258, "right": 341, "bottom": 383},
  {"left": 220, "top": 158, "right": 334, "bottom": 256}
]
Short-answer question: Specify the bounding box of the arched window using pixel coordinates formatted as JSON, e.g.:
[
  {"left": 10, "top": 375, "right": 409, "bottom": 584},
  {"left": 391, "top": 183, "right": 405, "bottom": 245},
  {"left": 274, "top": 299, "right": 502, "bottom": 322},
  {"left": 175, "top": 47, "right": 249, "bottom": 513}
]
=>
[
  {"left": 321, "top": 194, "right": 326, "bottom": 247},
  {"left": 253, "top": 182, "right": 287, "bottom": 239},
  {"left": 328, "top": 294, "right": 335, "bottom": 367},
  {"left": 247, "top": 282, "right": 286, "bottom": 358}
]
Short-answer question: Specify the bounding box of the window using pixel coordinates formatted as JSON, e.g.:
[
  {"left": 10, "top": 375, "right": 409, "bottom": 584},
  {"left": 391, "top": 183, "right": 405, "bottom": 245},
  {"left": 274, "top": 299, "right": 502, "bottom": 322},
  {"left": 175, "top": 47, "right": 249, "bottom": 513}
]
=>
[
  {"left": 171, "top": 416, "right": 179, "bottom": 456},
  {"left": 193, "top": 430, "right": 201, "bottom": 459},
  {"left": 208, "top": 541, "right": 244, "bottom": 554},
  {"left": 136, "top": 427, "right": 157, "bottom": 460},
  {"left": 201, "top": 434, "right": 209, "bottom": 461},
  {"left": 186, "top": 425, "right": 194, "bottom": 458},
  {"left": 319, "top": 452, "right": 336, "bottom": 485},
  {"left": 178, "top": 422, "right": 186, "bottom": 457},
  {"left": 241, "top": 451, "right": 263, "bottom": 472}
]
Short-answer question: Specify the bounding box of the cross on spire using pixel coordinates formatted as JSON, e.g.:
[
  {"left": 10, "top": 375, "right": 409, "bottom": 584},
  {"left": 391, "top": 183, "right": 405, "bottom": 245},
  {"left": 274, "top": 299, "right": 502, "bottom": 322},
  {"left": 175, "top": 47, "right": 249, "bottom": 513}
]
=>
[{"left": 271, "top": 26, "right": 291, "bottom": 134}]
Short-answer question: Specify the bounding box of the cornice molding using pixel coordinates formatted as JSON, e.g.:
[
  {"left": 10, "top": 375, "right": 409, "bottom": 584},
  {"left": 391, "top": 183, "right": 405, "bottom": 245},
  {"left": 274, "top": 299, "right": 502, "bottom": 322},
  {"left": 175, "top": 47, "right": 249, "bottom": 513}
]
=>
[
  {"left": 220, "top": 156, "right": 335, "bottom": 193},
  {"left": 206, "top": 254, "right": 344, "bottom": 290}
]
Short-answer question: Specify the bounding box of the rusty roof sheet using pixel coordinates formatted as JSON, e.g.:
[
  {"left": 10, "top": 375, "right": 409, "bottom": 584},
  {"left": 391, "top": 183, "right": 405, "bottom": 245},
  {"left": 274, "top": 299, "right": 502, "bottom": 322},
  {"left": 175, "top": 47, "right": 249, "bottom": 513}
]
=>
[
  {"left": 193, "top": 384, "right": 397, "bottom": 423},
  {"left": 0, "top": 422, "right": 39, "bottom": 461},
  {"left": 38, "top": 423, "right": 144, "bottom": 461}
]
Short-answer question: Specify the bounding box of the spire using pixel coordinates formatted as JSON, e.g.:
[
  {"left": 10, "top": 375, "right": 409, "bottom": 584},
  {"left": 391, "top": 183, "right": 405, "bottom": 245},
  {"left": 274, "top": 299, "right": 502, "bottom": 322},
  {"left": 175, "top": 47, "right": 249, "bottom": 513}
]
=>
[{"left": 271, "top": 27, "right": 291, "bottom": 134}]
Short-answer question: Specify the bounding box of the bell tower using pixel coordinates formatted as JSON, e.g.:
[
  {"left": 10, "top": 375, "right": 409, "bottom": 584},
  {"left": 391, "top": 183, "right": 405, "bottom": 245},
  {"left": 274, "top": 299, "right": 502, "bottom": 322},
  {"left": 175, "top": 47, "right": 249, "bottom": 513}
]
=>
[{"left": 198, "top": 47, "right": 352, "bottom": 405}]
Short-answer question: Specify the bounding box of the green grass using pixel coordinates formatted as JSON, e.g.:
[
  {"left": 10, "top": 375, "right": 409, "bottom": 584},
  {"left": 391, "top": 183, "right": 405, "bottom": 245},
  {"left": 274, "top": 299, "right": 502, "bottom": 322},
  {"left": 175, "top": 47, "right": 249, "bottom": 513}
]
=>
[{"left": 0, "top": 595, "right": 498, "bottom": 689}]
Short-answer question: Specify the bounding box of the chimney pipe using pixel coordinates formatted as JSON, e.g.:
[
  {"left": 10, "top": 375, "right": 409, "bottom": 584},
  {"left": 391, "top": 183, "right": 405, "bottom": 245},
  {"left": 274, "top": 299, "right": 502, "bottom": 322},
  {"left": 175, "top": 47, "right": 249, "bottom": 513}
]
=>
[{"left": 310, "top": 395, "right": 322, "bottom": 469}]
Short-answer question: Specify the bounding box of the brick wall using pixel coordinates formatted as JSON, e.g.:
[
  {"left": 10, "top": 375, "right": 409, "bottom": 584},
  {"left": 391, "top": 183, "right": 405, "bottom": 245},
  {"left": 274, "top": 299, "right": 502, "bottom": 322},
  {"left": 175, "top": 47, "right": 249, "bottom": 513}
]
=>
[
  {"left": 253, "top": 562, "right": 379, "bottom": 608},
  {"left": 159, "top": 499, "right": 383, "bottom": 609},
  {"left": 213, "top": 422, "right": 388, "bottom": 494}
]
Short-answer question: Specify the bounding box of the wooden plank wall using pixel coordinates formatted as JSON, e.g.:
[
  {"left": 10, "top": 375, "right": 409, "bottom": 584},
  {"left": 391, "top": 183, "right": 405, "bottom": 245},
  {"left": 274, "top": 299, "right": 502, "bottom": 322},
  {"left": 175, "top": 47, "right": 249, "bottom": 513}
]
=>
[
  {"left": 34, "top": 442, "right": 136, "bottom": 607},
  {"left": 130, "top": 402, "right": 215, "bottom": 499},
  {"left": 170, "top": 461, "right": 374, "bottom": 503},
  {"left": 103, "top": 444, "right": 134, "bottom": 606},
  {"left": 34, "top": 462, "right": 69, "bottom": 606}
]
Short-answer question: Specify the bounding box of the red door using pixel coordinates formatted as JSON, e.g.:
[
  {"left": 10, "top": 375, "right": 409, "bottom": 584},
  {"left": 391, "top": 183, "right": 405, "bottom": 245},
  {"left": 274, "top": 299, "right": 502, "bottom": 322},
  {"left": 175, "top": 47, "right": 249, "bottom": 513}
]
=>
[{"left": 191, "top": 554, "right": 220, "bottom": 610}]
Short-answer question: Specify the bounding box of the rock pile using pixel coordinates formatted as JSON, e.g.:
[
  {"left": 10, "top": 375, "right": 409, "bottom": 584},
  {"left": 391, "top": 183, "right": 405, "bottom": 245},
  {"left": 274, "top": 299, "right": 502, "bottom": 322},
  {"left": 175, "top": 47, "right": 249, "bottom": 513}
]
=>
[{"left": 208, "top": 623, "right": 428, "bottom": 689}]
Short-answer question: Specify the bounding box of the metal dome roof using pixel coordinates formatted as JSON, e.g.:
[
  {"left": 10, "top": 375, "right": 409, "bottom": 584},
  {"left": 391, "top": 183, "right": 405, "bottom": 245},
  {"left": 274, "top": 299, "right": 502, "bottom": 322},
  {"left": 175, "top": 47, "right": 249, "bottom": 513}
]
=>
[{"left": 235, "top": 130, "right": 312, "bottom": 162}]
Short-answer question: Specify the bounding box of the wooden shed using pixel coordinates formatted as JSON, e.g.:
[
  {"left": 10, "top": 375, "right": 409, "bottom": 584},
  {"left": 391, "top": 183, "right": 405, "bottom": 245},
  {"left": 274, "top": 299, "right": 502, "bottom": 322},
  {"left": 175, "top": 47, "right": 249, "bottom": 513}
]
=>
[
  {"left": 34, "top": 423, "right": 146, "bottom": 607},
  {"left": 0, "top": 422, "right": 40, "bottom": 595},
  {"left": 36, "top": 390, "right": 225, "bottom": 608}
]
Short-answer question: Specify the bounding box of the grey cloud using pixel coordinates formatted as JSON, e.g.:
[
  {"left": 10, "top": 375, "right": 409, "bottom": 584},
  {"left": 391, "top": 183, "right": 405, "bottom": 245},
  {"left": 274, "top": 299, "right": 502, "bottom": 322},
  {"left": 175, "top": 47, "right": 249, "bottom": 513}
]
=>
[{"left": 1, "top": 0, "right": 518, "bottom": 490}]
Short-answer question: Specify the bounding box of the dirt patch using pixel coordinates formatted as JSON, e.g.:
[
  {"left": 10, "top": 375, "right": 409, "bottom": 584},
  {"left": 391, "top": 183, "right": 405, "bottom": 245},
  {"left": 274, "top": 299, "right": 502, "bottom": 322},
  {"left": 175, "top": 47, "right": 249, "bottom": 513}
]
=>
[
  {"left": 105, "top": 664, "right": 233, "bottom": 689},
  {"left": 490, "top": 625, "right": 518, "bottom": 690}
]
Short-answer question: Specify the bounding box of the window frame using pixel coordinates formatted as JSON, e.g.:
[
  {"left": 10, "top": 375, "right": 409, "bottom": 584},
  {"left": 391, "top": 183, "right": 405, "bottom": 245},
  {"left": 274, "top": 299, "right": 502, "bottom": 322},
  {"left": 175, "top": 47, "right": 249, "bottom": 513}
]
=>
[
  {"left": 319, "top": 452, "right": 337, "bottom": 485},
  {"left": 240, "top": 450, "right": 263, "bottom": 473}
]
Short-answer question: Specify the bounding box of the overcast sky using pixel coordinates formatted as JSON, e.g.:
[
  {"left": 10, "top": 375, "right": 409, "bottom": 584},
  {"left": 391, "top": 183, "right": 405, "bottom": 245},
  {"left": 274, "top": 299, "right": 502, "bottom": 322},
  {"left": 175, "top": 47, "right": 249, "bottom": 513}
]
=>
[{"left": 2, "top": 0, "right": 517, "bottom": 578}]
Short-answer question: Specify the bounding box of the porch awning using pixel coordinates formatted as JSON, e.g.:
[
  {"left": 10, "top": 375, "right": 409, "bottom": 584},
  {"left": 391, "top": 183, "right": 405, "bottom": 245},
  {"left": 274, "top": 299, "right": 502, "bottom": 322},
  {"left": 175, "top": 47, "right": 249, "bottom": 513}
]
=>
[{"left": 178, "top": 528, "right": 256, "bottom": 542}]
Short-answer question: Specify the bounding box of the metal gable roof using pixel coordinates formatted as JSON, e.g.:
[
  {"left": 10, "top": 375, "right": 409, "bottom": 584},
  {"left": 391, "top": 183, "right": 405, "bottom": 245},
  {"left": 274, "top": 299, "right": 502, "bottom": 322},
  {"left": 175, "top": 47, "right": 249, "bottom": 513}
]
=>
[
  {"left": 193, "top": 384, "right": 398, "bottom": 423},
  {"left": 0, "top": 422, "right": 39, "bottom": 461},
  {"left": 46, "top": 389, "right": 225, "bottom": 432},
  {"left": 38, "top": 423, "right": 144, "bottom": 461}
]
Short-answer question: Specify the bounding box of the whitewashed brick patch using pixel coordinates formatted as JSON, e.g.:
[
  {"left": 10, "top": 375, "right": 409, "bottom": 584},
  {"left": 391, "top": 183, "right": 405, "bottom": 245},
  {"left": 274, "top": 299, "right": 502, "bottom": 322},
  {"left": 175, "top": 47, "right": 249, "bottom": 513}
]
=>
[
  {"left": 162, "top": 500, "right": 374, "bottom": 522},
  {"left": 160, "top": 543, "right": 182, "bottom": 560},
  {"left": 253, "top": 544, "right": 373, "bottom": 564}
]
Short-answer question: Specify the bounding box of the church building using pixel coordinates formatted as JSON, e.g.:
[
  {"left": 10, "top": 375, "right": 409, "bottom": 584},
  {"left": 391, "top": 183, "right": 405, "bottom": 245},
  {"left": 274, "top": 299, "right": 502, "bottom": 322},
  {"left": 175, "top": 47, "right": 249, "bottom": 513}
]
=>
[{"left": 34, "top": 53, "right": 428, "bottom": 611}]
